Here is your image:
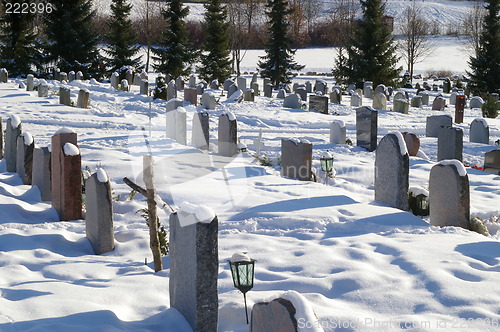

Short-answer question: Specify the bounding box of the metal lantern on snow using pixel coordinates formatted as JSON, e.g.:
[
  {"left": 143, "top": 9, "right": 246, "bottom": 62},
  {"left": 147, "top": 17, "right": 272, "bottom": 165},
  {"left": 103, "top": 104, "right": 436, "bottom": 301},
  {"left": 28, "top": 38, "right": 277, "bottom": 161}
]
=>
[
  {"left": 228, "top": 252, "right": 255, "bottom": 324},
  {"left": 415, "top": 193, "right": 429, "bottom": 216},
  {"left": 320, "top": 150, "right": 334, "bottom": 177}
]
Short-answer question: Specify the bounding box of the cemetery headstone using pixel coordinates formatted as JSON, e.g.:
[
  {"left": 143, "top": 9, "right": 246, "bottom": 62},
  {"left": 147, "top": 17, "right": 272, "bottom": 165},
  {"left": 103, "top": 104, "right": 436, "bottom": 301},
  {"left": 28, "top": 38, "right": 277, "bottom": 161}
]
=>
[
  {"left": 455, "top": 94, "right": 466, "bottom": 123},
  {"left": 372, "top": 92, "right": 387, "bottom": 110},
  {"left": 0, "top": 68, "right": 8, "bottom": 83},
  {"left": 166, "top": 98, "right": 183, "bottom": 112},
  {"left": 356, "top": 106, "right": 378, "bottom": 152},
  {"left": 184, "top": 87, "right": 198, "bottom": 106},
  {"left": 38, "top": 82, "right": 49, "bottom": 97},
  {"left": 363, "top": 81, "right": 373, "bottom": 98},
  {"left": 283, "top": 93, "right": 301, "bottom": 109},
  {"left": 276, "top": 89, "right": 286, "bottom": 99},
  {"left": 443, "top": 78, "right": 451, "bottom": 93},
  {"left": 237, "top": 77, "right": 247, "bottom": 90},
  {"left": 410, "top": 95, "right": 422, "bottom": 108},
  {"left": 68, "top": 71, "right": 75, "bottom": 82},
  {"left": 166, "top": 107, "right": 187, "bottom": 145},
  {"left": 251, "top": 82, "right": 260, "bottom": 96},
  {"left": 250, "top": 298, "right": 298, "bottom": 332},
  {"left": 420, "top": 92, "right": 429, "bottom": 105},
  {"left": 264, "top": 83, "right": 273, "bottom": 98},
  {"left": 375, "top": 132, "right": 409, "bottom": 210},
  {"left": 5, "top": 115, "right": 22, "bottom": 172},
  {"left": 75, "top": 71, "right": 83, "bottom": 80},
  {"left": 350, "top": 92, "right": 362, "bottom": 107},
  {"left": 393, "top": 99, "right": 409, "bottom": 114},
  {"left": 169, "top": 208, "right": 218, "bottom": 332},
  {"left": 450, "top": 92, "right": 458, "bottom": 105},
  {"left": 330, "top": 88, "right": 342, "bottom": 104},
  {"left": 374, "top": 84, "right": 386, "bottom": 96},
  {"left": 251, "top": 73, "right": 258, "bottom": 84},
  {"left": 26, "top": 74, "right": 34, "bottom": 91},
  {"left": 189, "top": 74, "right": 196, "bottom": 88},
  {"left": 167, "top": 80, "right": 177, "bottom": 100},
  {"left": 218, "top": 113, "right": 238, "bottom": 156},
  {"left": 51, "top": 130, "right": 82, "bottom": 221},
  {"left": 469, "top": 118, "right": 489, "bottom": 144},
  {"left": 133, "top": 73, "right": 142, "bottom": 86},
  {"left": 32, "top": 146, "right": 51, "bottom": 201},
  {"left": 201, "top": 91, "right": 217, "bottom": 110},
  {"left": 243, "top": 89, "right": 255, "bottom": 102},
  {"left": 192, "top": 111, "right": 210, "bottom": 150},
  {"left": 227, "top": 89, "right": 244, "bottom": 103},
  {"left": 140, "top": 79, "right": 148, "bottom": 95},
  {"left": 59, "top": 87, "right": 71, "bottom": 106},
  {"left": 125, "top": 69, "right": 133, "bottom": 85},
  {"left": 425, "top": 114, "right": 452, "bottom": 137},
  {"left": 196, "top": 83, "right": 205, "bottom": 95},
  {"left": 59, "top": 72, "right": 68, "bottom": 82},
  {"left": 227, "top": 83, "right": 238, "bottom": 98},
  {"left": 76, "top": 89, "right": 90, "bottom": 108},
  {"left": 120, "top": 79, "right": 129, "bottom": 92},
  {"left": 305, "top": 81, "right": 312, "bottom": 93},
  {"left": 437, "top": 126, "right": 463, "bottom": 161},
  {"left": 86, "top": 169, "right": 115, "bottom": 255},
  {"left": 393, "top": 91, "right": 407, "bottom": 101},
  {"left": 281, "top": 138, "right": 313, "bottom": 181},
  {"left": 470, "top": 96, "right": 484, "bottom": 109},
  {"left": 401, "top": 132, "right": 420, "bottom": 156},
  {"left": 16, "top": 132, "right": 34, "bottom": 185},
  {"left": 432, "top": 96, "right": 446, "bottom": 111},
  {"left": 314, "top": 80, "right": 327, "bottom": 94},
  {"left": 176, "top": 77, "right": 185, "bottom": 91},
  {"left": 309, "top": 95, "right": 329, "bottom": 114},
  {"left": 330, "top": 120, "right": 346, "bottom": 144},
  {"left": 295, "top": 87, "right": 307, "bottom": 101},
  {"left": 429, "top": 161, "right": 470, "bottom": 229},
  {"left": 223, "top": 78, "right": 234, "bottom": 91},
  {"left": 483, "top": 149, "right": 500, "bottom": 174},
  {"left": 110, "top": 72, "right": 119, "bottom": 89}
]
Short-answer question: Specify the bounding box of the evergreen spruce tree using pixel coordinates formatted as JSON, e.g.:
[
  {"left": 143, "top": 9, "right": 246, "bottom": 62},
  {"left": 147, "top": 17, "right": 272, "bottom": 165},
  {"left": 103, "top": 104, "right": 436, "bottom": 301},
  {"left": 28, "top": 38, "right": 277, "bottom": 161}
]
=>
[
  {"left": 198, "top": 0, "right": 232, "bottom": 85},
  {"left": 44, "top": 0, "right": 101, "bottom": 78},
  {"left": 152, "top": 0, "right": 196, "bottom": 79},
  {"left": 258, "top": 0, "right": 304, "bottom": 88},
  {"left": 334, "top": 0, "right": 401, "bottom": 87},
  {"left": 467, "top": 0, "right": 500, "bottom": 94},
  {"left": 105, "top": 0, "right": 142, "bottom": 74},
  {"left": 0, "top": 0, "right": 41, "bottom": 76}
]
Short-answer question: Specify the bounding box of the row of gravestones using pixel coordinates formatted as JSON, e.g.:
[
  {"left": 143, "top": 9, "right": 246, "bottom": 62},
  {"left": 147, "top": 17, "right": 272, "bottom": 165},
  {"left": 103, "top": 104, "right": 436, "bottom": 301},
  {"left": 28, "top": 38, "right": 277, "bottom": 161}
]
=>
[
  {"left": 22, "top": 74, "right": 91, "bottom": 108},
  {"left": 164, "top": 102, "right": 238, "bottom": 157},
  {"left": 2, "top": 115, "right": 114, "bottom": 255},
  {"left": 110, "top": 70, "right": 149, "bottom": 93}
]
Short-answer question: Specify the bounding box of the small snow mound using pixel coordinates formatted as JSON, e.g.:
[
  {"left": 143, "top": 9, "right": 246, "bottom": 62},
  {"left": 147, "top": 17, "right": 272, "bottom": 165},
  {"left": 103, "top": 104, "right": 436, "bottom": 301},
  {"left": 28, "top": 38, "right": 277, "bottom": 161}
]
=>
[
  {"left": 89, "top": 78, "right": 99, "bottom": 85},
  {"left": 8, "top": 114, "right": 21, "bottom": 128},
  {"left": 389, "top": 131, "right": 408, "bottom": 156},
  {"left": 281, "top": 290, "right": 324, "bottom": 332},
  {"left": 230, "top": 252, "right": 251, "bottom": 263},
  {"left": 301, "top": 139, "right": 311, "bottom": 144},
  {"left": 63, "top": 143, "right": 80, "bottom": 156},
  {"left": 21, "top": 132, "right": 33, "bottom": 145},
  {"left": 321, "top": 151, "right": 333, "bottom": 159},
  {"left": 409, "top": 186, "right": 429, "bottom": 197},
  {"left": 436, "top": 159, "right": 467, "bottom": 177},
  {"left": 195, "top": 205, "right": 215, "bottom": 223},
  {"left": 179, "top": 201, "right": 197, "bottom": 214},
  {"left": 55, "top": 127, "right": 75, "bottom": 135},
  {"left": 96, "top": 168, "right": 109, "bottom": 183}
]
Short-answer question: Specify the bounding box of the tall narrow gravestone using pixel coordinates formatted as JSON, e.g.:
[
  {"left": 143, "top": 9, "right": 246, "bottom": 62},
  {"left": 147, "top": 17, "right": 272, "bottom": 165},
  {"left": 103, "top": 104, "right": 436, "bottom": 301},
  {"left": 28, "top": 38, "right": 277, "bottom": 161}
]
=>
[
  {"left": 425, "top": 114, "right": 452, "bottom": 137},
  {"left": 169, "top": 207, "right": 218, "bottom": 332},
  {"left": 77, "top": 89, "right": 90, "bottom": 108},
  {"left": 166, "top": 107, "right": 187, "bottom": 145},
  {"left": 455, "top": 95, "right": 466, "bottom": 123},
  {"left": 68, "top": 71, "right": 75, "bottom": 82},
  {"left": 59, "top": 87, "right": 71, "bottom": 106},
  {"left": 192, "top": 111, "right": 210, "bottom": 150},
  {"left": 26, "top": 74, "right": 34, "bottom": 91},
  {"left": 140, "top": 79, "right": 148, "bottom": 95},
  {"left": 330, "top": 120, "right": 346, "bottom": 144},
  {"left": 110, "top": 72, "right": 119, "bottom": 89},
  {"left": 16, "top": 132, "right": 34, "bottom": 185},
  {"left": 51, "top": 129, "right": 82, "bottom": 221},
  {"left": 218, "top": 113, "right": 237, "bottom": 157},
  {"left": 0, "top": 116, "right": 3, "bottom": 159},
  {"left": 264, "top": 83, "right": 273, "bottom": 98},
  {"left": 429, "top": 161, "right": 470, "bottom": 229},
  {"left": 356, "top": 106, "right": 378, "bottom": 152},
  {"left": 438, "top": 126, "right": 463, "bottom": 162},
  {"left": 469, "top": 118, "right": 489, "bottom": 144},
  {"left": 309, "top": 95, "right": 329, "bottom": 114},
  {"left": 0, "top": 68, "right": 8, "bottom": 82},
  {"left": 32, "top": 146, "right": 51, "bottom": 201},
  {"left": 281, "top": 138, "right": 313, "bottom": 181},
  {"left": 5, "top": 115, "right": 22, "bottom": 172},
  {"left": 86, "top": 169, "right": 114, "bottom": 255},
  {"left": 375, "top": 132, "right": 409, "bottom": 210},
  {"left": 237, "top": 76, "right": 247, "bottom": 90}
]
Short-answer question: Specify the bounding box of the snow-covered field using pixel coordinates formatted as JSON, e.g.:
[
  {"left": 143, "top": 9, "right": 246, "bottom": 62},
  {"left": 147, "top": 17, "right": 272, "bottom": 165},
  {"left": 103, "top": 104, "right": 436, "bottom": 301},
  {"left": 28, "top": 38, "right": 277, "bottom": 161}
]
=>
[{"left": 0, "top": 36, "right": 499, "bottom": 331}]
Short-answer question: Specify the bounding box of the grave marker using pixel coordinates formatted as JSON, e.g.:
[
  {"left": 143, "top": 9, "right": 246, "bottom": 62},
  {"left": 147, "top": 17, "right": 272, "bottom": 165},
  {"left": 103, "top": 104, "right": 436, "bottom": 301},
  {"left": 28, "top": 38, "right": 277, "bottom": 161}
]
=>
[
  {"left": 59, "top": 87, "right": 71, "bottom": 106},
  {"left": 356, "top": 106, "right": 378, "bottom": 152},
  {"left": 281, "top": 138, "right": 312, "bottom": 181},
  {"left": 425, "top": 114, "right": 452, "bottom": 137},
  {"left": 330, "top": 120, "right": 346, "bottom": 144},
  {"left": 218, "top": 113, "right": 238, "bottom": 156},
  {"left": 372, "top": 92, "right": 387, "bottom": 110},
  {"left": 432, "top": 96, "right": 446, "bottom": 111},
  {"left": 437, "top": 126, "right": 463, "bottom": 161},
  {"left": 469, "top": 118, "right": 489, "bottom": 144},
  {"left": 5, "top": 115, "right": 22, "bottom": 172},
  {"left": 192, "top": 111, "right": 209, "bottom": 150},
  {"left": 483, "top": 149, "right": 500, "bottom": 174},
  {"left": 184, "top": 87, "right": 198, "bottom": 106},
  {"left": 283, "top": 93, "right": 301, "bottom": 109},
  {"left": 16, "top": 132, "right": 34, "bottom": 185},
  {"left": 76, "top": 89, "right": 90, "bottom": 108},
  {"left": 455, "top": 95, "right": 466, "bottom": 123},
  {"left": 309, "top": 95, "right": 328, "bottom": 114},
  {"left": 166, "top": 107, "right": 187, "bottom": 145},
  {"left": 32, "top": 146, "right": 51, "bottom": 201}
]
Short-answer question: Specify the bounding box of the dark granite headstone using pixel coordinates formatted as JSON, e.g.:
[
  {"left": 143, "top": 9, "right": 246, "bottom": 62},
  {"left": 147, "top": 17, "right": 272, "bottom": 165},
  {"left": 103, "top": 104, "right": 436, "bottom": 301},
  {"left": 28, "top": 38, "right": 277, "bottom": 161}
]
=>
[
  {"left": 437, "top": 126, "right": 463, "bottom": 162},
  {"left": 309, "top": 95, "right": 329, "bottom": 114},
  {"left": 329, "top": 88, "right": 342, "bottom": 104},
  {"left": 169, "top": 212, "right": 218, "bottom": 332},
  {"left": 411, "top": 95, "right": 422, "bottom": 108},
  {"left": 295, "top": 87, "right": 307, "bottom": 101},
  {"left": 184, "top": 87, "right": 198, "bottom": 106},
  {"left": 218, "top": 113, "right": 237, "bottom": 156},
  {"left": 192, "top": 111, "right": 210, "bottom": 150},
  {"left": 483, "top": 149, "right": 500, "bottom": 174},
  {"left": 16, "top": 134, "right": 34, "bottom": 185},
  {"left": 429, "top": 162, "right": 470, "bottom": 229},
  {"left": 356, "top": 106, "right": 378, "bottom": 152},
  {"left": 86, "top": 171, "right": 114, "bottom": 255},
  {"left": 5, "top": 116, "right": 22, "bottom": 172},
  {"left": 281, "top": 139, "right": 312, "bottom": 181},
  {"left": 425, "top": 115, "right": 452, "bottom": 137},
  {"left": 455, "top": 95, "right": 466, "bottom": 123},
  {"left": 59, "top": 87, "right": 71, "bottom": 106},
  {"left": 375, "top": 133, "right": 409, "bottom": 210},
  {"left": 264, "top": 83, "right": 273, "bottom": 98}
]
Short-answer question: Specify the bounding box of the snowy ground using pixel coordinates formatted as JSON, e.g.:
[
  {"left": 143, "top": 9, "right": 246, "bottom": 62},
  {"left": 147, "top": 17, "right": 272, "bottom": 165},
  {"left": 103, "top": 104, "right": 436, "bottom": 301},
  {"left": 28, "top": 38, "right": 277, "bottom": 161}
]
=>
[{"left": 0, "top": 34, "right": 499, "bottom": 332}]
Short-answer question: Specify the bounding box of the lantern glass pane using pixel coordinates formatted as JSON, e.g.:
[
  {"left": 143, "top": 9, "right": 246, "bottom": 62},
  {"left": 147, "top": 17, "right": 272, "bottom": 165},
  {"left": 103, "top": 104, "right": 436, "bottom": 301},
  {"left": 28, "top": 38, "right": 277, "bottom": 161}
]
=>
[
  {"left": 230, "top": 263, "right": 239, "bottom": 287},
  {"left": 237, "top": 264, "right": 251, "bottom": 287}
]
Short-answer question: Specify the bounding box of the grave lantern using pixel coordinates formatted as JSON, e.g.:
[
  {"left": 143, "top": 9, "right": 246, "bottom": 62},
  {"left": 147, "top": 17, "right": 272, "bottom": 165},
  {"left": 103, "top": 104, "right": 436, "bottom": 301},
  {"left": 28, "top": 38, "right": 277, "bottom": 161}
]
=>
[
  {"left": 320, "top": 150, "right": 334, "bottom": 177},
  {"left": 415, "top": 194, "right": 429, "bottom": 216},
  {"left": 228, "top": 252, "right": 255, "bottom": 324},
  {"left": 237, "top": 142, "right": 248, "bottom": 153}
]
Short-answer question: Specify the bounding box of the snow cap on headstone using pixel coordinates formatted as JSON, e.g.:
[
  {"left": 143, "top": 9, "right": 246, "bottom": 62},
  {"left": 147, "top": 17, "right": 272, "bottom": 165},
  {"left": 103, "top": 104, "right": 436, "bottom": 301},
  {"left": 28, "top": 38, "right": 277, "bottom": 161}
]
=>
[
  {"left": 8, "top": 114, "right": 21, "bottom": 128},
  {"left": 55, "top": 127, "right": 75, "bottom": 135},
  {"left": 63, "top": 142, "right": 80, "bottom": 156},
  {"left": 96, "top": 168, "right": 109, "bottom": 183}
]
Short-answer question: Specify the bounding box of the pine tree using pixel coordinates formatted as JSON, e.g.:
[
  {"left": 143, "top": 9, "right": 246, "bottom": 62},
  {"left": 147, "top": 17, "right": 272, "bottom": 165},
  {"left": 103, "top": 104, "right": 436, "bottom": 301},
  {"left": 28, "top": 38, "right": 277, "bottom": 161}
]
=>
[
  {"left": 258, "top": 0, "right": 304, "bottom": 88},
  {"left": 198, "top": 0, "right": 232, "bottom": 85},
  {"left": 468, "top": 0, "right": 500, "bottom": 95},
  {"left": 43, "top": 0, "right": 101, "bottom": 79},
  {"left": 0, "top": 0, "right": 41, "bottom": 76},
  {"left": 334, "top": 0, "right": 401, "bottom": 87},
  {"left": 152, "top": 0, "right": 196, "bottom": 79},
  {"left": 105, "top": 0, "right": 142, "bottom": 74}
]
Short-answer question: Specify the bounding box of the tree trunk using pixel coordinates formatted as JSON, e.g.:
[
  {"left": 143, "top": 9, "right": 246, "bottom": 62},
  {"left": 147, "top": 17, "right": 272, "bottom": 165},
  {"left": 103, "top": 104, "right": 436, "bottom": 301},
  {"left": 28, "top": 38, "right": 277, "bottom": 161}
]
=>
[{"left": 143, "top": 155, "right": 162, "bottom": 272}]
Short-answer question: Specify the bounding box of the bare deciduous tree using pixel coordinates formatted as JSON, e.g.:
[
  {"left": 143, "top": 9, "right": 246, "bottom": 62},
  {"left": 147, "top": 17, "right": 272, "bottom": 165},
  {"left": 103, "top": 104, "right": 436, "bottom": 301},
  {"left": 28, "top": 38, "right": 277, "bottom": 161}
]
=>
[
  {"left": 398, "top": 3, "right": 435, "bottom": 82},
  {"left": 461, "top": 1, "right": 486, "bottom": 57}
]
